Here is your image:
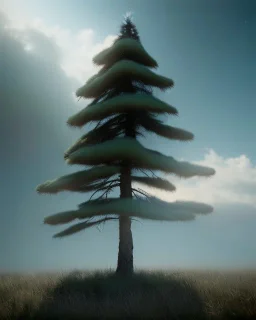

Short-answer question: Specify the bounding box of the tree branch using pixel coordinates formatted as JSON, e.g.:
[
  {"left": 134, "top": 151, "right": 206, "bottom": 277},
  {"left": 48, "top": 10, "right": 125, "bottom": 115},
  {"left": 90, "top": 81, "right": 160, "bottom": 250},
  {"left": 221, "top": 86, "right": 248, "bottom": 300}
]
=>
[
  {"left": 96, "top": 215, "right": 119, "bottom": 232},
  {"left": 54, "top": 216, "right": 119, "bottom": 237},
  {"left": 88, "top": 177, "right": 118, "bottom": 201},
  {"left": 132, "top": 188, "right": 151, "bottom": 198},
  {"left": 132, "top": 187, "right": 150, "bottom": 199},
  {"left": 147, "top": 169, "right": 158, "bottom": 178},
  {"left": 132, "top": 190, "right": 139, "bottom": 199},
  {"left": 94, "top": 182, "right": 120, "bottom": 201},
  {"left": 138, "top": 168, "right": 150, "bottom": 177},
  {"left": 131, "top": 217, "right": 143, "bottom": 225},
  {"left": 138, "top": 187, "right": 152, "bottom": 199}
]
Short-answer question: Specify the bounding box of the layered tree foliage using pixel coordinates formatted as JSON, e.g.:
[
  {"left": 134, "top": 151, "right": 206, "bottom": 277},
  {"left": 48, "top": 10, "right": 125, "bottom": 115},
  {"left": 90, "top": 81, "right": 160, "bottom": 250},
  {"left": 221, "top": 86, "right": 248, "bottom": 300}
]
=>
[{"left": 36, "top": 16, "right": 215, "bottom": 275}]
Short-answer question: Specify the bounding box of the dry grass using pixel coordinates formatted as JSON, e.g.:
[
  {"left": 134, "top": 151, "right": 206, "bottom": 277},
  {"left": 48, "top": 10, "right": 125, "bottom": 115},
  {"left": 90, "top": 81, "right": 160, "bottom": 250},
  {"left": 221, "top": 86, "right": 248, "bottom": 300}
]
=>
[{"left": 0, "top": 268, "right": 255, "bottom": 319}]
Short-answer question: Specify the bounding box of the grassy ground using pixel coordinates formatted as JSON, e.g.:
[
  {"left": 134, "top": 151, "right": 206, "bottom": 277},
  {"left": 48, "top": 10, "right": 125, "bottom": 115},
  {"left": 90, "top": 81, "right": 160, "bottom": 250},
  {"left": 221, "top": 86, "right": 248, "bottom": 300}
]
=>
[{"left": 0, "top": 269, "right": 255, "bottom": 319}]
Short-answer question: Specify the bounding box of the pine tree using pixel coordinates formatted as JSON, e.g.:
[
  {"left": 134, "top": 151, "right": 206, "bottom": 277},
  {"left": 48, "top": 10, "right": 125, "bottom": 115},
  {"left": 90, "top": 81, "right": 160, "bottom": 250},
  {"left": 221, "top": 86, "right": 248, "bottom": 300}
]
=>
[{"left": 36, "top": 16, "right": 215, "bottom": 276}]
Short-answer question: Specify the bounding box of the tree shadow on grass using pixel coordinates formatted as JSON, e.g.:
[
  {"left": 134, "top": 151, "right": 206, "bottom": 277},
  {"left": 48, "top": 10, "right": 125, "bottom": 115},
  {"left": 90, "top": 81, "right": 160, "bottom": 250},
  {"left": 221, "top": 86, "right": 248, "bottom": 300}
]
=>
[{"left": 32, "top": 269, "right": 207, "bottom": 320}]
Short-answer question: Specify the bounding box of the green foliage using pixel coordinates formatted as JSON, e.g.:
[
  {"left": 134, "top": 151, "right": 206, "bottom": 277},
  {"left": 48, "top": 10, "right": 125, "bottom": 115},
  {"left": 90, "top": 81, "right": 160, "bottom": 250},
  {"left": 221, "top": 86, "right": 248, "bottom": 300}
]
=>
[
  {"left": 76, "top": 60, "right": 174, "bottom": 98},
  {"left": 36, "top": 166, "right": 121, "bottom": 194},
  {"left": 66, "top": 137, "right": 215, "bottom": 178},
  {"left": 117, "top": 16, "right": 140, "bottom": 41},
  {"left": 67, "top": 94, "right": 178, "bottom": 127},
  {"left": 43, "top": 197, "right": 214, "bottom": 238},
  {"left": 93, "top": 38, "right": 158, "bottom": 68}
]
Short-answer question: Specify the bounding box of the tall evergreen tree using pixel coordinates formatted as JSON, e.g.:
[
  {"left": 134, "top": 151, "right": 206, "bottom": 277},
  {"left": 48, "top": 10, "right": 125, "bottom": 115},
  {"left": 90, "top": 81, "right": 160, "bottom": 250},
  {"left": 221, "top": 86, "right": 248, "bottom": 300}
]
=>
[{"left": 36, "top": 16, "right": 215, "bottom": 275}]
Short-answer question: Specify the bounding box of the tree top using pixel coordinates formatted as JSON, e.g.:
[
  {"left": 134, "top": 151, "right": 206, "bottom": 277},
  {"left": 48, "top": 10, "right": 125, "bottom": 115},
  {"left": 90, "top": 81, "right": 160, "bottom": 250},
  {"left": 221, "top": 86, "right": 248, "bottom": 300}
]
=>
[{"left": 116, "top": 14, "right": 140, "bottom": 42}]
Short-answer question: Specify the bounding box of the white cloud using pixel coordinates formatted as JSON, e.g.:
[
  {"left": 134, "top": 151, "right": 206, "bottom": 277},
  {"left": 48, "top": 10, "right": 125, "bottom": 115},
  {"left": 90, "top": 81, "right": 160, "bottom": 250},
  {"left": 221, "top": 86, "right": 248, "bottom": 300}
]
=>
[
  {"left": 1, "top": 11, "right": 117, "bottom": 107},
  {"left": 2, "top": 12, "right": 117, "bottom": 85},
  {"left": 134, "top": 150, "right": 256, "bottom": 208}
]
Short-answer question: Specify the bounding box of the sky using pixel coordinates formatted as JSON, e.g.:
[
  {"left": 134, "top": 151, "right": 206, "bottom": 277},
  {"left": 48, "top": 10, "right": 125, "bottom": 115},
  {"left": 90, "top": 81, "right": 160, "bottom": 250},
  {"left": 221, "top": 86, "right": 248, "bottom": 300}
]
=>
[{"left": 1, "top": 0, "right": 255, "bottom": 273}]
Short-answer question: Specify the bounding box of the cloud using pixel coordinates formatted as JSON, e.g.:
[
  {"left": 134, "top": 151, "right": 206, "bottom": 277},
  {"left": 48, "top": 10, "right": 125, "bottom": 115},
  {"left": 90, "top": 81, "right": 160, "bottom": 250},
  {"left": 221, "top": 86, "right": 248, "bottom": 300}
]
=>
[
  {"left": 0, "top": 9, "right": 118, "bottom": 196},
  {"left": 134, "top": 150, "right": 256, "bottom": 208},
  {"left": 1, "top": 10, "right": 77, "bottom": 165},
  {"left": 2, "top": 12, "right": 117, "bottom": 86}
]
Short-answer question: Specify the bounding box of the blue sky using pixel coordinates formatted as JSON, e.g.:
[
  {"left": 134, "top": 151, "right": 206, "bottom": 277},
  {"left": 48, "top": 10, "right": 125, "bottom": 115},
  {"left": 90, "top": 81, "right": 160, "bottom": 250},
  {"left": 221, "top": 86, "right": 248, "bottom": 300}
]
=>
[{"left": 1, "top": 0, "right": 255, "bottom": 273}]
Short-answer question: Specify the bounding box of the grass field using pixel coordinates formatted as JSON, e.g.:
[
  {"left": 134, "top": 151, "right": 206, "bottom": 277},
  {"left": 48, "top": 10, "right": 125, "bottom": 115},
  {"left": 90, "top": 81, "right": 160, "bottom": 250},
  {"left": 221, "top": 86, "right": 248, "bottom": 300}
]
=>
[{"left": 0, "top": 269, "right": 255, "bottom": 319}]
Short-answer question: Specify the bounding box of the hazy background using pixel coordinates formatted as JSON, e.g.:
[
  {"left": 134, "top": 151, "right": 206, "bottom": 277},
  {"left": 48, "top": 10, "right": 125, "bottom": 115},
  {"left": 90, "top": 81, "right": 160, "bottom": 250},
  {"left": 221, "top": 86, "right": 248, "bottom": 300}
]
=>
[{"left": 1, "top": 0, "right": 255, "bottom": 273}]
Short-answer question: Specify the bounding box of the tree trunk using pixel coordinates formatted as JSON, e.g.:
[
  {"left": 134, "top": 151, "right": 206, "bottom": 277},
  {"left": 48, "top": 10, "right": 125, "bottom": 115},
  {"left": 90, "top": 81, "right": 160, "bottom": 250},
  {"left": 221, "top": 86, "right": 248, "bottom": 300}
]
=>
[
  {"left": 116, "top": 165, "right": 134, "bottom": 275},
  {"left": 115, "top": 94, "right": 135, "bottom": 276}
]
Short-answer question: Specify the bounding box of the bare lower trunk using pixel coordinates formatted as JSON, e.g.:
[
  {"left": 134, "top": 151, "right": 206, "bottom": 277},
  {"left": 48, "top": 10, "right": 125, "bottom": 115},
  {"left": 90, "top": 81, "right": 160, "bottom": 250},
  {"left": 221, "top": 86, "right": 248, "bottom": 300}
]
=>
[
  {"left": 116, "top": 166, "right": 134, "bottom": 275},
  {"left": 116, "top": 215, "right": 133, "bottom": 275}
]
